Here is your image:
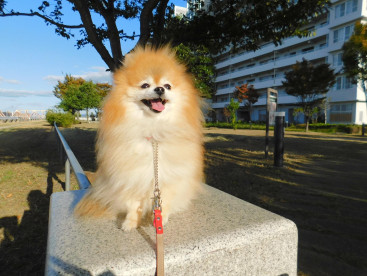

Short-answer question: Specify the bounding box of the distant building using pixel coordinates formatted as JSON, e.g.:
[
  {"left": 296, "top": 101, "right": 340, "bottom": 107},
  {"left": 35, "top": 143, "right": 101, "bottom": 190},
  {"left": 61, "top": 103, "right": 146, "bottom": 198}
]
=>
[
  {"left": 212, "top": 0, "right": 367, "bottom": 125},
  {"left": 174, "top": 5, "right": 188, "bottom": 17},
  {"left": 174, "top": 0, "right": 210, "bottom": 17}
]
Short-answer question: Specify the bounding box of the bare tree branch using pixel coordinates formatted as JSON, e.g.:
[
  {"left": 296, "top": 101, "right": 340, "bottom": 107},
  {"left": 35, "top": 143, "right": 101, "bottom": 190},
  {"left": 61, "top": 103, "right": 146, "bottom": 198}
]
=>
[
  {"left": 70, "top": 0, "right": 116, "bottom": 71},
  {"left": 90, "top": 0, "right": 123, "bottom": 68},
  {"left": 0, "top": 11, "right": 83, "bottom": 29}
]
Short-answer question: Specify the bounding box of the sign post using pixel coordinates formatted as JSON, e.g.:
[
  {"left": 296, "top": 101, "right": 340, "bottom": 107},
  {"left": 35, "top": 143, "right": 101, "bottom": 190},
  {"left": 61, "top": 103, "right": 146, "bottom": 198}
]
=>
[
  {"left": 274, "top": 112, "right": 285, "bottom": 167},
  {"left": 265, "top": 88, "right": 278, "bottom": 158}
]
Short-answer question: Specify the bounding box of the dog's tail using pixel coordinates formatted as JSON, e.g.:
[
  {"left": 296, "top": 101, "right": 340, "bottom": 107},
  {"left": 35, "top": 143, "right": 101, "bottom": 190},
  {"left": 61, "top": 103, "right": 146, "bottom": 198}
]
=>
[{"left": 74, "top": 191, "right": 111, "bottom": 218}]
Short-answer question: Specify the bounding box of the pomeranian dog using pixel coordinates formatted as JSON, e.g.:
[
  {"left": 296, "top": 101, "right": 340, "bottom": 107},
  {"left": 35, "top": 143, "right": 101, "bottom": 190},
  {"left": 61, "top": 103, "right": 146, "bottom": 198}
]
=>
[{"left": 74, "top": 46, "right": 204, "bottom": 231}]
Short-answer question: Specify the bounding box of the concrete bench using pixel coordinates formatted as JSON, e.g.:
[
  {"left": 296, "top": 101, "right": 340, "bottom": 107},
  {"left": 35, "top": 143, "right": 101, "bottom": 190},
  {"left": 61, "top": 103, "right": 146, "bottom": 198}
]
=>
[{"left": 45, "top": 184, "right": 298, "bottom": 275}]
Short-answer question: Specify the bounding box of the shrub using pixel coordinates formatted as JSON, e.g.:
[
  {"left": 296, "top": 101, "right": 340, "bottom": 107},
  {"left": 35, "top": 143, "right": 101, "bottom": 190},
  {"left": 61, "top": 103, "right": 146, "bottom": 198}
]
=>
[
  {"left": 205, "top": 122, "right": 270, "bottom": 130},
  {"left": 207, "top": 122, "right": 362, "bottom": 134},
  {"left": 287, "top": 123, "right": 361, "bottom": 134},
  {"left": 46, "top": 110, "right": 75, "bottom": 127},
  {"left": 336, "top": 125, "right": 360, "bottom": 134}
]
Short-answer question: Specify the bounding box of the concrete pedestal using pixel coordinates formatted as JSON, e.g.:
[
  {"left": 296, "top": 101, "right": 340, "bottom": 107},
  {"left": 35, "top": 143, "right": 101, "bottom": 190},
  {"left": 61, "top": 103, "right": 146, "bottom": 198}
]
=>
[{"left": 45, "top": 184, "right": 297, "bottom": 275}]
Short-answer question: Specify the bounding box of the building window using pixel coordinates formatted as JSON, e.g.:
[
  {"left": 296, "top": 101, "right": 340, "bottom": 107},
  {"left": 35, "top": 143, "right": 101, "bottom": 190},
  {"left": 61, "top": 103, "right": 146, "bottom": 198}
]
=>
[
  {"left": 344, "top": 77, "right": 353, "bottom": 89},
  {"left": 333, "top": 28, "right": 342, "bottom": 43},
  {"left": 219, "top": 95, "right": 228, "bottom": 102},
  {"left": 218, "top": 84, "right": 228, "bottom": 89},
  {"left": 218, "top": 70, "right": 228, "bottom": 76},
  {"left": 334, "top": 76, "right": 355, "bottom": 90},
  {"left": 346, "top": 0, "right": 358, "bottom": 14},
  {"left": 344, "top": 25, "right": 353, "bottom": 41},
  {"left": 333, "top": 52, "right": 343, "bottom": 66},
  {"left": 335, "top": 2, "right": 345, "bottom": 18},
  {"left": 330, "top": 103, "right": 353, "bottom": 122},
  {"left": 335, "top": 0, "right": 358, "bottom": 19},
  {"left": 335, "top": 76, "right": 342, "bottom": 90},
  {"left": 333, "top": 25, "right": 354, "bottom": 43}
]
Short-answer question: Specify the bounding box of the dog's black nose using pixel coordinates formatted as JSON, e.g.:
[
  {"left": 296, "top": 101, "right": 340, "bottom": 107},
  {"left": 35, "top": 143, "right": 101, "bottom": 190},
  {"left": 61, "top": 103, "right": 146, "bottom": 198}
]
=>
[{"left": 154, "top": 87, "right": 165, "bottom": 96}]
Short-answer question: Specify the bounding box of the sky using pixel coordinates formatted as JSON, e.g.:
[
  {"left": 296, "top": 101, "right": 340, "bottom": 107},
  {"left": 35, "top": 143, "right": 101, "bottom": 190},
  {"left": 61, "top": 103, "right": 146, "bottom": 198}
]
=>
[{"left": 0, "top": 0, "right": 187, "bottom": 113}]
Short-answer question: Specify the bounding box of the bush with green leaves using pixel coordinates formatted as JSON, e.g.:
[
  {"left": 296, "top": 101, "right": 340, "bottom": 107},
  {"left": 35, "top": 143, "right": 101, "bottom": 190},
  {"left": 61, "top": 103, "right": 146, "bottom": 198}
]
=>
[
  {"left": 46, "top": 110, "right": 75, "bottom": 127},
  {"left": 206, "top": 122, "right": 362, "bottom": 134},
  {"left": 205, "top": 122, "right": 269, "bottom": 130},
  {"left": 287, "top": 123, "right": 361, "bottom": 134}
]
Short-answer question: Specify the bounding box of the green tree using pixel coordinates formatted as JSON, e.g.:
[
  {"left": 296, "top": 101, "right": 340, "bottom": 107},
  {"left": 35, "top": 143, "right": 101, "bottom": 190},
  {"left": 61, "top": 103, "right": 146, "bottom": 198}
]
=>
[
  {"left": 174, "top": 43, "right": 215, "bottom": 98},
  {"left": 96, "top": 82, "right": 112, "bottom": 99},
  {"left": 80, "top": 81, "right": 101, "bottom": 121},
  {"left": 54, "top": 74, "right": 85, "bottom": 99},
  {"left": 282, "top": 58, "right": 336, "bottom": 131},
  {"left": 59, "top": 81, "right": 101, "bottom": 121},
  {"left": 95, "top": 82, "right": 113, "bottom": 117},
  {"left": 165, "top": 0, "right": 330, "bottom": 54},
  {"left": 342, "top": 21, "right": 367, "bottom": 89},
  {"left": 0, "top": 1, "right": 330, "bottom": 72},
  {"left": 224, "top": 98, "right": 240, "bottom": 130},
  {"left": 54, "top": 75, "right": 108, "bottom": 119}
]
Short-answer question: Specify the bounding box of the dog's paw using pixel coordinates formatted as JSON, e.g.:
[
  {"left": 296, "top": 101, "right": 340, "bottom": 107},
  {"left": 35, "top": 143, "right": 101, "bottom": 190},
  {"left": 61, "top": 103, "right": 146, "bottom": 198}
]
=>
[{"left": 121, "top": 219, "right": 138, "bottom": 231}]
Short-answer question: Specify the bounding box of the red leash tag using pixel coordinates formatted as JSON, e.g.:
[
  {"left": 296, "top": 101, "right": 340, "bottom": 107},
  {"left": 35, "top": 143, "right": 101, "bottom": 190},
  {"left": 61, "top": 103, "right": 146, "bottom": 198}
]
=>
[{"left": 153, "top": 209, "right": 164, "bottom": 234}]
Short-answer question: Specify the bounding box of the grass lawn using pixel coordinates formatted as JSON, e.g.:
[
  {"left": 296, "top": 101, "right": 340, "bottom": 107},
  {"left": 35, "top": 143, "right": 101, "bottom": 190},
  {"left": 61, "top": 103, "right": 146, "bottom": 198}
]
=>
[{"left": 0, "top": 120, "right": 366, "bottom": 275}]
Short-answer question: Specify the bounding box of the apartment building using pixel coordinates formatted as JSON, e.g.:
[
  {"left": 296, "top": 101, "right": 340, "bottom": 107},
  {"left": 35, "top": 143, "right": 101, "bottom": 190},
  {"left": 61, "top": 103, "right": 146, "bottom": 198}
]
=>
[{"left": 212, "top": 0, "right": 367, "bottom": 124}]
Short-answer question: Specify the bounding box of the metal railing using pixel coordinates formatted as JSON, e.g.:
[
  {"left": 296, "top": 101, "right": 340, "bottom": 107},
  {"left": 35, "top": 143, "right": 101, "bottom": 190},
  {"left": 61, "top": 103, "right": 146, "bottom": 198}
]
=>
[{"left": 54, "top": 122, "right": 91, "bottom": 191}]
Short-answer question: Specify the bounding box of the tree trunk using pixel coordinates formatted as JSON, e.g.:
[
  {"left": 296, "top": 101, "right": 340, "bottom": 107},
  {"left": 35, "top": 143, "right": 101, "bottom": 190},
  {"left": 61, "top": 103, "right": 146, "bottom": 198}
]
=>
[
  {"left": 249, "top": 103, "right": 253, "bottom": 129},
  {"left": 71, "top": 0, "right": 117, "bottom": 71},
  {"left": 152, "top": 0, "right": 169, "bottom": 46},
  {"left": 305, "top": 115, "right": 309, "bottom": 132},
  {"left": 137, "top": 0, "right": 160, "bottom": 47}
]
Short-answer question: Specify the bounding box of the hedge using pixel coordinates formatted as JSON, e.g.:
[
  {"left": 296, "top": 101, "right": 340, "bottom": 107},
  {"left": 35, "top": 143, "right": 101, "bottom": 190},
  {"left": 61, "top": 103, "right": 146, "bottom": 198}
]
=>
[
  {"left": 206, "top": 122, "right": 363, "bottom": 134},
  {"left": 46, "top": 110, "right": 75, "bottom": 128}
]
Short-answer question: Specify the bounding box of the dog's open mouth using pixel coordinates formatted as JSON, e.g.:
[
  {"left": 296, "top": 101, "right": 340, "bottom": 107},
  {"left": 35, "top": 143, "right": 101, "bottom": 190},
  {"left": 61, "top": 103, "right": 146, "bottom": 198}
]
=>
[{"left": 142, "top": 98, "right": 167, "bottom": 113}]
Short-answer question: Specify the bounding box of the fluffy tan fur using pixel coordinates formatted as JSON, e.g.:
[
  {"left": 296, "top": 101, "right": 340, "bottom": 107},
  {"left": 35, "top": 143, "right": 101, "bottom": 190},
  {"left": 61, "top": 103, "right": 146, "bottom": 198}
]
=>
[{"left": 74, "top": 46, "right": 204, "bottom": 231}]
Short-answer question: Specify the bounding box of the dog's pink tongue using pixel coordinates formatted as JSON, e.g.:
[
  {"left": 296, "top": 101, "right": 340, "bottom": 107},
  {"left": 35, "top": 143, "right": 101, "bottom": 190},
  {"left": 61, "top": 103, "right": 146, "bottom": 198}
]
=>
[{"left": 151, "top": 99, "right": 165, "bottom": 112}]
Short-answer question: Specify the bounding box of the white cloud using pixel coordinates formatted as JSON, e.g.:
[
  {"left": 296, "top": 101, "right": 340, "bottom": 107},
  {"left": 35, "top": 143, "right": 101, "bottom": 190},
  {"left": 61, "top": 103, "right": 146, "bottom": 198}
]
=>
[
  {"left": 0, "top": 90, "right": 59, "bottom": 112},
  {"left": 44, "top": 67, "right": 113, "bottom": 84},
  {"left": 0, "top": 88, "right": 53, "bottom": 98},
  {"left": 0, "top": 76, "right": 21, "bottom": 85},
  {"left": 43, "top": 75, "right": 64, "bottom": 83}
]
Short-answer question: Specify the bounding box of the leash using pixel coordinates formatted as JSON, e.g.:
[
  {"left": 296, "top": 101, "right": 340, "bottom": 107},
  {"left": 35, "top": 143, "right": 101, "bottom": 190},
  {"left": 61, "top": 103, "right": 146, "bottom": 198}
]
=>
[{"left": 152, "top": 139, "right": 164, "bottom": 276}]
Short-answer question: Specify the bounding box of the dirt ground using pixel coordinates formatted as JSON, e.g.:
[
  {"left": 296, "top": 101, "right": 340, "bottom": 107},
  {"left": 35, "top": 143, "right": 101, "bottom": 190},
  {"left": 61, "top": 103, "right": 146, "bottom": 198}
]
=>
[
  {"left": 0, "top": 121, "right": 366, "bottom": 275},
  {"left": 204, "top": 127, "right": 367, "bottom": 276}
]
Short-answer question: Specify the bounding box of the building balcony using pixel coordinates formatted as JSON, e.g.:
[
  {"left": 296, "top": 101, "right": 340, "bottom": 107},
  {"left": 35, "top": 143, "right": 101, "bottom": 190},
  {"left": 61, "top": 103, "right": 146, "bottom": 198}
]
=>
[
  {"left": 215, "top": 24, "right": 329, "bottom": 70},
  {"left": 213, "top": 93, "right": 302, "bottom": 109},
  {"left": 215, "top": 46, "right": 328, "bottom": 83},
  {"left": 327, "top": 87, "right": 358, "bottom": 102},
  {"left": 212, "top": 102, "right": 229, "bottom": 109}
]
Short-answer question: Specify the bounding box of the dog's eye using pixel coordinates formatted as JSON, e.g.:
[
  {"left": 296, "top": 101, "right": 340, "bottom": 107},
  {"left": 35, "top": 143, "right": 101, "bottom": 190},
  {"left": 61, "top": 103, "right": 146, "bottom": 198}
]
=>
[
  {"left": 164, "top": 84, "right": 171, "bottom": 90},
  {"left": 141, "top": 83, "right": 150, "bottom": 89}
]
